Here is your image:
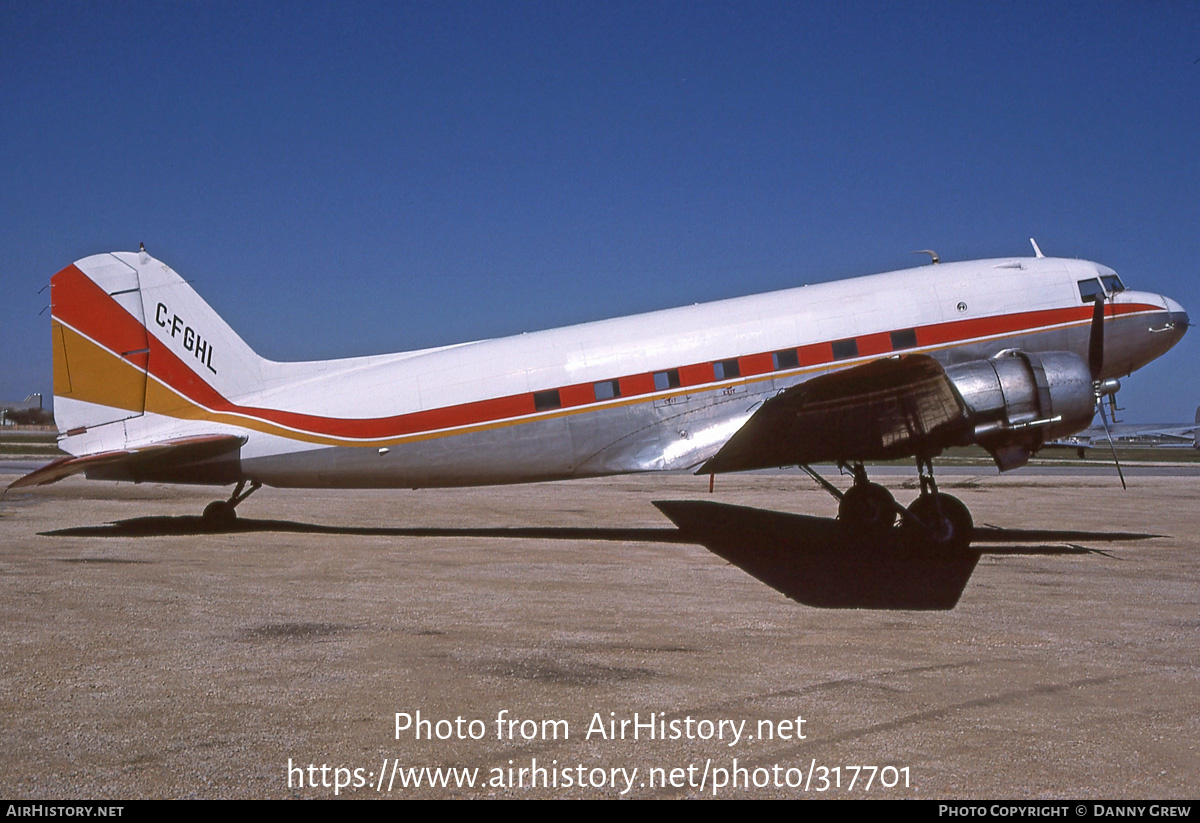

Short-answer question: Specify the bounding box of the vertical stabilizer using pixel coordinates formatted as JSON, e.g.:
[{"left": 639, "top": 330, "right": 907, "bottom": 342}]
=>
[
  {"left": 50, "top": 252, "right": 266, "bottom": 455},
  {"left": 116, "top": 251, "right": 266, "bottom": 411}
]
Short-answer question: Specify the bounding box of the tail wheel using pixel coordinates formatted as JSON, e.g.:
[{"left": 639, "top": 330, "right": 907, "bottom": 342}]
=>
[
  {"left": 839, "top": 482, "right": 898, "bottom": 531},
  {"left": 201, "top": 479, "right": 260, "bottom": 530},
  {"left": 905, "top": 493, "right": 973, "bottom": 554},
  {"left": 202, "top": 500, "right": 237, "bottom": 530}
]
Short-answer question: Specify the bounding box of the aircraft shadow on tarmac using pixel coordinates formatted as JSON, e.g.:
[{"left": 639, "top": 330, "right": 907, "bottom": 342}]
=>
[
  {"left": 651, "top": 501, "right": 1157, "bottom": 610},
  {"left": 41, "top": 500, "right": 1160, "bottom": 611}
]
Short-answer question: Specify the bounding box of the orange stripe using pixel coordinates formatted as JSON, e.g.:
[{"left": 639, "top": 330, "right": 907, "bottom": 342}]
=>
[{"left": 52, "top": 321, "right": 146, "bottom": 413}]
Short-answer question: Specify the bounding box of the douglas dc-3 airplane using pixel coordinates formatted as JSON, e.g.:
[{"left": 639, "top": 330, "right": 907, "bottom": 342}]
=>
[{"left": 10, "top": 243, "right": 1189, "bottom": 553}]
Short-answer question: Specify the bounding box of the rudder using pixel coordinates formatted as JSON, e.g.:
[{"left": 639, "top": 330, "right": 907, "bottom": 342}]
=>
[{"left": 50, "top": 251, "right": 266, "bottom": 453}]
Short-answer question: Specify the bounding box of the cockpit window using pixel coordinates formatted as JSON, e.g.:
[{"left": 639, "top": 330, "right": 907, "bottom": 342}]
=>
[
  {"left": 1101, "top": 274, "right": 1125, "bottom": 294},
  {"left": 1077, "top": 279, "right": 1104, "bottom": 303}
]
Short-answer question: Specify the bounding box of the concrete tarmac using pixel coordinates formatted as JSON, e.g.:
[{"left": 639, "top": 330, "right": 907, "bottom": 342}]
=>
[{"left": 1, "top": 471, "right": 1196, "bottom": 799}]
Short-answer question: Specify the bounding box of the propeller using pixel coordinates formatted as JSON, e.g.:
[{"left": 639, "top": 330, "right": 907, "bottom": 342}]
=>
[
  {"left": 1088, "top": 292, "right": 1106, "bottom": 380},
  {"left": 1088, "top": 293, "right": 1126, "bottom": 489}
]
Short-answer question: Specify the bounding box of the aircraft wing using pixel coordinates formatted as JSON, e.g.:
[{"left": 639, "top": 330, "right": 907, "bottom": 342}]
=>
[
  {"left": 700, "top": 354, "right": 967, "bottom": 473},
  {"left": 1126, "top": 424, "right": 1198, "bottom": 440},
  {"left": 7, "top": 434, "right": 246, "bottom": 489},
  {"left": 1048, "top": 420, "right": 1197, "bottom": 449}
]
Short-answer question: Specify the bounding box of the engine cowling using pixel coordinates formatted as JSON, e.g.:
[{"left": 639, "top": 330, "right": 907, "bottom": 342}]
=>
[{"left": 944, "top": 351, "right": 1096, "bottom": 470}]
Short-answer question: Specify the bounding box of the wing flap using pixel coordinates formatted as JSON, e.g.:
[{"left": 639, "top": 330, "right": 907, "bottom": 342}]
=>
[
  {"left": 701, "top": 355, "right": 966, "bottom": 473},
  {"left": 7, "top": 434, "right": 246, "bottom": 489}
]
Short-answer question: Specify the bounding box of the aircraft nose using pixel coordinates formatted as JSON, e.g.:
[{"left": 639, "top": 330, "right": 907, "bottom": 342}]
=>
[
  {"left": 1159, "top": 295, "right": 1188, "bottom": 347},
  {"left": 1166, "top": 296, "right": 1185, "bottom": 335},
  {"left": 1165, "top": 295, "right": 1188, "bottom": 321}
]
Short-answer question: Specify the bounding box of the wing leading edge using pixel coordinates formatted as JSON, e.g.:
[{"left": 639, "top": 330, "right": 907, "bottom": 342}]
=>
[{"left": 700, "top": 355, "right": 966, "bottom": 474}]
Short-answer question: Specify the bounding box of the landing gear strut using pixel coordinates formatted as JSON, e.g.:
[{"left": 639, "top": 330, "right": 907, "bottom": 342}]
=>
[
  {"left": 802, "top": 457, "right": 973, "bottom": 554},
  {"left": 202, "top": 479, "right": 261, "bottom": 530}
]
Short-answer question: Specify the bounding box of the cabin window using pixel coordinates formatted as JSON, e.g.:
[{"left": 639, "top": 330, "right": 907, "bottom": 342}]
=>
[
  {"left": 1102, "top": 275, "right": 1125, "bottom": 294},
  {"left": 1078, "top": 279, "right": 1104, "bottom": 303},
  {"left": 653, "top": 369, "right": 681, "bottom": 391},
  {"left": 533, "top": 389, "right": 562, "bottom": 411},
  {"left": 890, "top": 329, "right": 918, "bottom": 350},
  {"left": 772, "top": 349, "right": 799, "bottom": 370},
  {"left": 832, "top": 338, "right": 859, "bottom": 360},
  {"left": 593, "top": 379, "right": 620, "bottom": 401},
  {"left": 713, "top": 358, "right": 740, "bottom": 380}
]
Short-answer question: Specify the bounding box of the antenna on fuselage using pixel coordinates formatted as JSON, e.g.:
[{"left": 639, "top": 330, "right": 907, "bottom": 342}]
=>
[
  {"left": 1030, "top": 238, "right": 1045, "bottom": 258},
  {"left": 913, "top": 249, "right": 940, "bottom": 265}
]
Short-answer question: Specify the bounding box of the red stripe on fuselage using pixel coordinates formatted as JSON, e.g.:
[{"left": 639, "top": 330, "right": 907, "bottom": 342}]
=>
[{"left": 917, "top": 305, "right": 1084, "bottom": 346}]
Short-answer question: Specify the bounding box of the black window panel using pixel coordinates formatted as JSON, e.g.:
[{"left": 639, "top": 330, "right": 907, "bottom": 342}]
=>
[
  {"left": 1102, "top": 275, "right": 1125, "bottom": 294},
  {"left": 533, "top": 389, "right": 562, "bottom": 411},
  {"left": 653, "top": 369, "right": 681, "bottom": 391},
  {"left": 713, "top": 358, "right": 740, "bottom": 380},
  {"left": 772, "top": 349, "right": 799, "bottom": 370},
  {"left": 1078, "top": 279, "right": 1104, "bottom": 303},
  {"left": 832, "top": 338, "right": 859, "bottom": 360},
  {"left": 890, "top": 329, "right": 918, "bottom": 350},
  {"left": 593, "top": 379, "right": 620, "bottom": 401}
]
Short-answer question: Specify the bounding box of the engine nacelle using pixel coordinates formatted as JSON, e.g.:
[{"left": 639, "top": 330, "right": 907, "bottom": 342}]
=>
[{"left": 945, "top": 351, "right": 1096, "bottom": 470}]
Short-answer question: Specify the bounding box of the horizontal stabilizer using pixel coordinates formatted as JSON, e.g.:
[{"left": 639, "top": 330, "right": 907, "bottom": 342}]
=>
[{"left": 7, "top": 434, "right": 246, "bottom": 489}]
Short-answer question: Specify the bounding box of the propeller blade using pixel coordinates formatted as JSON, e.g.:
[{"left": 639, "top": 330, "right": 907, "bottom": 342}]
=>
[
  {"left": 1097, "top": 401, "right": 1127, "bottom": 490},
  {"left": 1088, "top": 293, "right": 1106, "bottom": 380}
]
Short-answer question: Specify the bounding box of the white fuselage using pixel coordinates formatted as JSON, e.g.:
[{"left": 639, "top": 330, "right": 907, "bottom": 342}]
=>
[{"left": 51, "top": 253, "right": 1187, "bottom": 488}]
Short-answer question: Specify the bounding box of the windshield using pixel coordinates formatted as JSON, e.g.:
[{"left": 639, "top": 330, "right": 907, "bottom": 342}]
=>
[
  {"left": 1101, "top": 274, "right": 1125, "bottom": 294},
  {"left": 1078, "top": 279, "right": 1104, "bottom": 303}
]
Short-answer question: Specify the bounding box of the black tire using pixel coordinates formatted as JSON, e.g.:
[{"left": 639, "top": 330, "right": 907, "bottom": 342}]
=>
[
  {"left": 202, "top": 500, "right": 237, "bottom": 530},
  {"left": 839, "top": 482, "right": 898, "bottom": 531},
  {"left": 905, "top": 493, "right": 973, "bottom": 554}
]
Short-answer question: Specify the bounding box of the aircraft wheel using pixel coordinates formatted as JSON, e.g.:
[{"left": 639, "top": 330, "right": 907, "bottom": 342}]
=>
[
  {"left": 202, "top": 500, "right": 237, "bottom": 530},
  {"left": 905, "top": 493, "right": 973, "bottom": 554},
  {"left": 838, "top": 483, "right": 898, "bottom": 531}
]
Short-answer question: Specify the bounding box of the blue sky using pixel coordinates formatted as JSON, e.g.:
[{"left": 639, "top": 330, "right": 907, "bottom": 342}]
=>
[{"left": 2, "top": 1, "right": 1198, "bottom": 421}]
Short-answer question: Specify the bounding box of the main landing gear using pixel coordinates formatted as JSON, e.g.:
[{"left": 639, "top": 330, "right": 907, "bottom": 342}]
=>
[
  {"left": 803, "top": 459, "right": 974, "bottom": 554},
  {"left": 201, "top": 479, "right": 261, "bottom": 530},
  {"left": 904, "top": 457, "right": 973, "bottom": 553},
  {"left": 836, "top": 464, "right": 898, "bottom": 533}
]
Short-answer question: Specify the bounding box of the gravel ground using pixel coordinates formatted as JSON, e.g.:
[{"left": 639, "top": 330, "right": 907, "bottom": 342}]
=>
[{"left": 0, "top": 472, "right": 1196, "bottom": 799}]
